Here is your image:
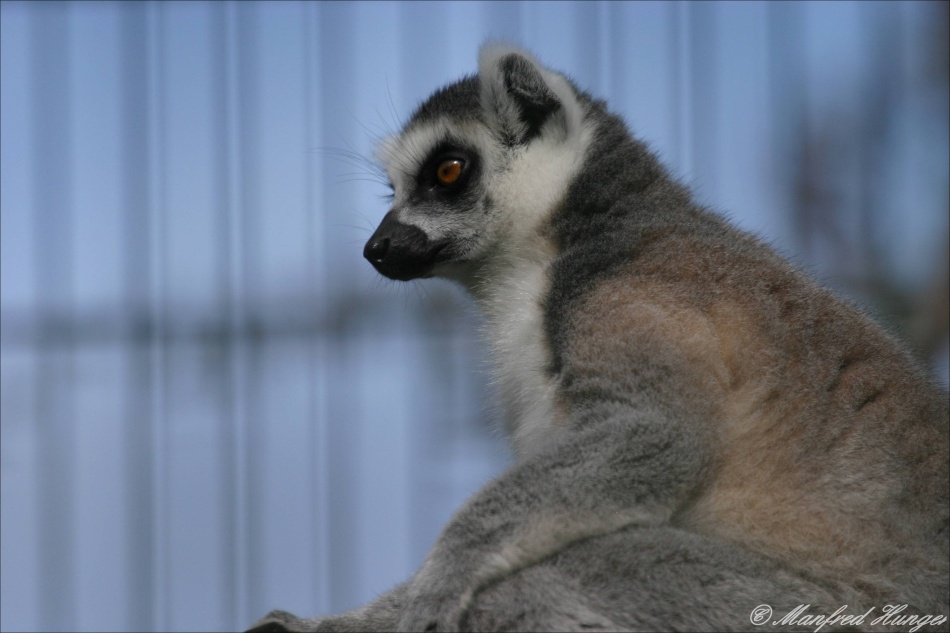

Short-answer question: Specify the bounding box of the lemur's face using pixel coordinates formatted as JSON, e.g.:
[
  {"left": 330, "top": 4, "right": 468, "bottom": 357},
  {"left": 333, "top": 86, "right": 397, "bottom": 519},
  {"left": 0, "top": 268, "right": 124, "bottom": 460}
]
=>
[
  {"left": 364, "top": 48, "right": 589, "bottom": 285},
  {"left": 364, "top": 109, "right": 501, "bottom": 282}
]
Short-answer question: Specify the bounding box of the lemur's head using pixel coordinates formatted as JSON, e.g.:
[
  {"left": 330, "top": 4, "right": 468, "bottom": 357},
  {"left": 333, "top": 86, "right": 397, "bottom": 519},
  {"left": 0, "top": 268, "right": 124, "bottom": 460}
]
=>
[{"left": 364, "top": 44, "right": 591, "bottom": 285}]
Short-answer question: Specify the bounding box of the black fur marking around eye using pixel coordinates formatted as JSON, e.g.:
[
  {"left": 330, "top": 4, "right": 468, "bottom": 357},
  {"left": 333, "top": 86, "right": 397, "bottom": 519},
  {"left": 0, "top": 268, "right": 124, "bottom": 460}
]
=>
[{"left": 416, "top": 140, "right": 480, "bottom": 198}]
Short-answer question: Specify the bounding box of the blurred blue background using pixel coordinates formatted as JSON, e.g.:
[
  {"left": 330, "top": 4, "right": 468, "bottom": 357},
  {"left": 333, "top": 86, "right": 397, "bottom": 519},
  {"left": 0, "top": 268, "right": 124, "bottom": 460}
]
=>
[{"left": 1, "top": 1, "right": 947, "bottom": 631}]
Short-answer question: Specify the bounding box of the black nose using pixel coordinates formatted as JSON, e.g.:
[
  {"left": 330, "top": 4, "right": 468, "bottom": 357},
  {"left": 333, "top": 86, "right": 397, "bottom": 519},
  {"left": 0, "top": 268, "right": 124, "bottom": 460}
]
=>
[
  {"left": 363, "top": 236, "right": 390, "bottom": 264},
  {"left": 363, "top": 212, "right": 450, "bottom": 281}
]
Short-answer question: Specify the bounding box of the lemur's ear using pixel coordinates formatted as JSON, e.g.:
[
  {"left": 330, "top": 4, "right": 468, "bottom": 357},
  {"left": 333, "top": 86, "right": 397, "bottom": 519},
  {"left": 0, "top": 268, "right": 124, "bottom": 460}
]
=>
[{"left": 478, "top": 44, "right": 582, "bottom": 145}]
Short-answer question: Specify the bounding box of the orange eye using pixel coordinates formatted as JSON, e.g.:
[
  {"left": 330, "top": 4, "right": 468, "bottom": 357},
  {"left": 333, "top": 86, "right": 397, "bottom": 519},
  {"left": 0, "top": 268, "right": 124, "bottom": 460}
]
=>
[{"left": 436, "top": 159, "right": 463, "bottom": 185}]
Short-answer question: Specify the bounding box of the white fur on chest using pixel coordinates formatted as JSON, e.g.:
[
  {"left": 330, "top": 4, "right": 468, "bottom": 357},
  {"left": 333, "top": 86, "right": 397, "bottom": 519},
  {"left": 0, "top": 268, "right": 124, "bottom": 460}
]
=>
[{"left": 480, "top": 255, "right": 562, "bottom": 460}]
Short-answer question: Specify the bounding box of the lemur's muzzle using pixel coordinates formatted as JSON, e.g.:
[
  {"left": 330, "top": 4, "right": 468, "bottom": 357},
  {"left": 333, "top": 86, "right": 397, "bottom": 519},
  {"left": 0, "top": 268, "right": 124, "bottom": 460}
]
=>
[{"left": 364, "top": 211, "right": 450, "bottom": 281}]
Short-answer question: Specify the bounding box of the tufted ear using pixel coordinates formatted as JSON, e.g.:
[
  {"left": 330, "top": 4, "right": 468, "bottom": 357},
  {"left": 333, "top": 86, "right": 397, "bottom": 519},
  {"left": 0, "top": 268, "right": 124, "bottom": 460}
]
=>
[{"left": 478, "top": 44, "right": 583, "bottom": 145}]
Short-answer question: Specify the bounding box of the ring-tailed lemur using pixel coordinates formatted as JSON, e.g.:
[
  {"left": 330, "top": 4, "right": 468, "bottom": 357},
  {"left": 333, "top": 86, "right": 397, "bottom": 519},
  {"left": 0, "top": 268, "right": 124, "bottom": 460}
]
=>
[{"left": 250, "top": 44, "right": 949, "bottom": 632}]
